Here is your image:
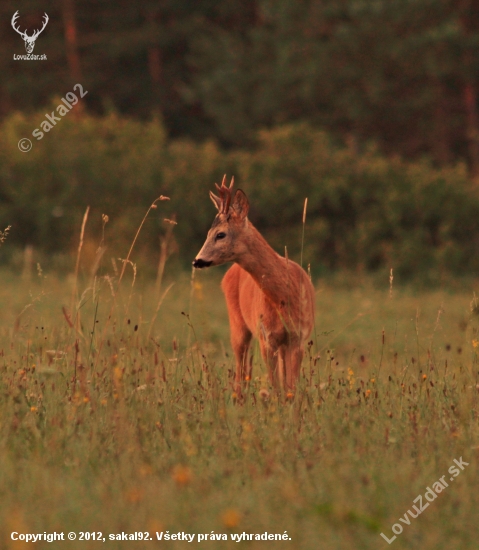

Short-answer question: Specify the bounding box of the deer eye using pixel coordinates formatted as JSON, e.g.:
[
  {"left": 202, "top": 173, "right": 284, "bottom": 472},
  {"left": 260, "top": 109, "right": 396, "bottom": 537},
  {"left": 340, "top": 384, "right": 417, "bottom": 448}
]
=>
[{"left": 215, "top": 232, "right": 226, "bottom": 240}]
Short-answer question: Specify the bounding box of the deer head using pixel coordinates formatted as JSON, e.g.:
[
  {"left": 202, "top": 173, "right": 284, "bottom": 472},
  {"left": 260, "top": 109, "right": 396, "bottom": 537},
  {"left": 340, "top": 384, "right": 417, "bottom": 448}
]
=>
[
  {"left": 11, "top": 11, "right": 49, "bottom": 54},
  {"left": 193, "top": 175, "right": 250, "bottom": 268}
]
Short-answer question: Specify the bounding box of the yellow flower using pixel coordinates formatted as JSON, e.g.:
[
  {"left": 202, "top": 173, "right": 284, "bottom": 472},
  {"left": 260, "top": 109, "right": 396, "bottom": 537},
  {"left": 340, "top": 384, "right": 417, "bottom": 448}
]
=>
[
  {"left": 347, "top": 368, "right": 355, "bottom": 388},
  {"left": 194, "top": 282, "right": 204, "bottom": 300},
  {"left": 125, "top": 488, "right": 144, "bottom": 503},
  {"left": 30, "top": 406, "right": 37, "bottom": 413},
  {"left": 221, "top": 509, "right": 241, "bottom": 529},
  {"left": 137, "top": 461, "right": 152, "bottom": 478},
  {"left": 172, "top": 465, "right": 192, "bottom": 487}
]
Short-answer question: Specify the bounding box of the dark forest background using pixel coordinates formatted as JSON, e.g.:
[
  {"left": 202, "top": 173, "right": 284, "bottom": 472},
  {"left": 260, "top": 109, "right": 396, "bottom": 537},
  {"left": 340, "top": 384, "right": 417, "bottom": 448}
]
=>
[{"left": 1, "top": 0, "right": 479, "bottom": 282}]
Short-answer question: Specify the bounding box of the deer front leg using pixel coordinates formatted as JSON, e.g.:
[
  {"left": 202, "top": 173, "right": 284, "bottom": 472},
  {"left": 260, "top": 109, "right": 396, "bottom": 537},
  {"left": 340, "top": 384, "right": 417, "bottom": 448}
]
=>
[
  {"left": 258, "top": 335, "right": 282, "bottom": 389},
  {"left": 285, "top": 345, "right": 304, "bottom": 390},
  {"left": 231, "top": 327, "right": 252, "bottom": 395}
]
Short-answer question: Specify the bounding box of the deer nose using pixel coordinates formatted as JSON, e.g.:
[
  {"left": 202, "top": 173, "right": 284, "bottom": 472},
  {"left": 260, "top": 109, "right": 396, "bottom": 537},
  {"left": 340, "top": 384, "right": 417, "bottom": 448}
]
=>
[{"left": 193, "top": 258, "right": 212, "bottom": 268}]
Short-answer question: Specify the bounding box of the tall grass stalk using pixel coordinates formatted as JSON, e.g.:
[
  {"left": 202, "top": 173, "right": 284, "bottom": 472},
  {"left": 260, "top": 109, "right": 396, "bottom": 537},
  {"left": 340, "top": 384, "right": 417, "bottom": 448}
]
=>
[
  {"left": 93, "top": 195, "right": 169, "bottom": 370},
  {"left": 70, "top": 206, "right": 90, "bottom": 331}
]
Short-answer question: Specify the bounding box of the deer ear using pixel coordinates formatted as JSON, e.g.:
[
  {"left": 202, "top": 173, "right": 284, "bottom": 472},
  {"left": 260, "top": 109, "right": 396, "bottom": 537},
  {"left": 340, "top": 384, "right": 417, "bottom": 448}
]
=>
[
  {"left": 209, "top": 191, "right": 221, "bottom": 211},
  {"left": 232, "top": 189, "right": 249, "bottom": 219}
]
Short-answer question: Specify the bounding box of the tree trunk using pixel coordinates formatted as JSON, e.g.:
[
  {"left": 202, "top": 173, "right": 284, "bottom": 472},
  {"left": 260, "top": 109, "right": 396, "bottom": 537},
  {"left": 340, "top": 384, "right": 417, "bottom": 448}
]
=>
[{"left": 62, "top": 0, "right": 83, "bottom": 115}]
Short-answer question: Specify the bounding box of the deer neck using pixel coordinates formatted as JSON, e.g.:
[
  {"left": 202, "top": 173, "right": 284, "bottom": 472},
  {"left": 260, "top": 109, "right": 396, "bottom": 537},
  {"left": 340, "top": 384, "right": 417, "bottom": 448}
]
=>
[{"left": 236, "top": 223, "right": 291, "bottom": 304}]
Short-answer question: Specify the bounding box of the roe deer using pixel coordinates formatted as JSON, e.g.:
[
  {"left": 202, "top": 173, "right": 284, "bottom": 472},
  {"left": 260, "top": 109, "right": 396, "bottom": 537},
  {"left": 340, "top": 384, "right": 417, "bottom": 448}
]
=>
[{"left": 193, "top": 176, "right": 315, "bottom": 394}]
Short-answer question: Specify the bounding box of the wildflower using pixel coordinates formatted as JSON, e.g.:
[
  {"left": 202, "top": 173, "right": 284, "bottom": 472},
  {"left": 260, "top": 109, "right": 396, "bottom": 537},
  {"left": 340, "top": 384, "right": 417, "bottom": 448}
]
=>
[
  {"left": 286, "top": 392, "right": 294, "bottom": 400},
  {"left": 139, "top": 464, "right": 153, "bottom": 477},
  {"left": 242, "top": 421, "right": 252, "bottom": 433},
  {"left": 83, "top": 396, "right": 90, "bottom": 403},
  {"left": 193, "top": 281, "right": 204, "bottom": 300},
  {"left": 365, "top": 389, "right": 371, "bottom": 398},
  {"left": 221, "top": 509, "right": 241, "bottom": 529},
  {"left": 259, "top": 388, "right": 270, "bottom": 400},
  {"left": 347, "top": 368, "right": 355, "bottom": 388},
  {"left": 370, "top": 378, "right": 376, "bottom": 384},
  {"left": 473, "top": 339, "right": 479, "bottom": 349},
  {"left": 422, "top": 374, "right": 427, "bottom": 381},
  {"left": 125, "top": 488, "right": 144, "bottom": 503},
  {"left": 172, "top": 465, "right": 192, "bottom": 487},
  {"left": 30, "top": 406, "right": 37, "bottom": 413},
  {"left": 113, "top": 366, "right": 122, "bottom": 381}
]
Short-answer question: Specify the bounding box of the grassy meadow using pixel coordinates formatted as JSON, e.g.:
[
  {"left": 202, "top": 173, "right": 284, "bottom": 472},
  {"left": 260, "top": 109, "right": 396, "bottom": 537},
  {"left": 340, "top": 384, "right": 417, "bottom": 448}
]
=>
[{"left": 0, "top": 257, "right": 479, "bottom": 549}]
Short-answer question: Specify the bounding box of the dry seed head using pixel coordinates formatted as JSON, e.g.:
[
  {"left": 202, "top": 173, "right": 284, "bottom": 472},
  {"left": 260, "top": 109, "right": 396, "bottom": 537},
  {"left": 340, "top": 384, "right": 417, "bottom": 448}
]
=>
[
  {"left": 0, "top": 225, "right": 11, "bottom": 245},
  {"left": 259, "top": 388, "right": 270, "bottom": 400}
]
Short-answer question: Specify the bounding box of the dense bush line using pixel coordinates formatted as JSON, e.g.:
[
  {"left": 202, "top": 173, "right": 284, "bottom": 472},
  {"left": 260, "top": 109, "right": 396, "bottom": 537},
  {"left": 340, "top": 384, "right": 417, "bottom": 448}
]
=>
[{"left": 1, "top": 111, "right": 479, "bottom": 281}]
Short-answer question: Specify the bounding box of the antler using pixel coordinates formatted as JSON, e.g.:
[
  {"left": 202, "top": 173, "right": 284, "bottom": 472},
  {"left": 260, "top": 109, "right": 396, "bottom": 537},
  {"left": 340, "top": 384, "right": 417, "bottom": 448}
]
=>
[
  {"left": 30, "top": 13, "right": 49, "bottom": 40},
  {"left": 11, "top": 11, "right": 26, "bottom": 38},
  {"left": 11, "top": 11, "right": 49, "bottom": 40},
  {"left": 211, "top": 175, "right": 234, "bottom": 214}
]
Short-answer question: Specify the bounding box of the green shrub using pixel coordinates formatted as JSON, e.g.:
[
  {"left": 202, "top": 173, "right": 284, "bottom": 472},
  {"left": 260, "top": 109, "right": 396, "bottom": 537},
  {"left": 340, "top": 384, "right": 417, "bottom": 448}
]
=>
[
  {"left": 1, "top": 113, "right": 478, "bottom": 282},
  {"left": 235, "top": 124, "right": 479, "bottom": 281}
]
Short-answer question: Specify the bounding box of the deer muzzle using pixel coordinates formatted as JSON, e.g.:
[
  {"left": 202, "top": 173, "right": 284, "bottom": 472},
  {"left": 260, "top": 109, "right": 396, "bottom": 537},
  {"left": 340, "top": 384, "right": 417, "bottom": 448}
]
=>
[{"left": 192, "top": 258, "right": 212, "bottom": 268}]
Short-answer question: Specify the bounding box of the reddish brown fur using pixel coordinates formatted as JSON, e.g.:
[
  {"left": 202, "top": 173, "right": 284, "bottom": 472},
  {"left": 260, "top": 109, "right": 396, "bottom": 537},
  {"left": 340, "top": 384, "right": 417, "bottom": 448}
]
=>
[{"left": 194, "top": 177, "right": 315, "bottom": 393}]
